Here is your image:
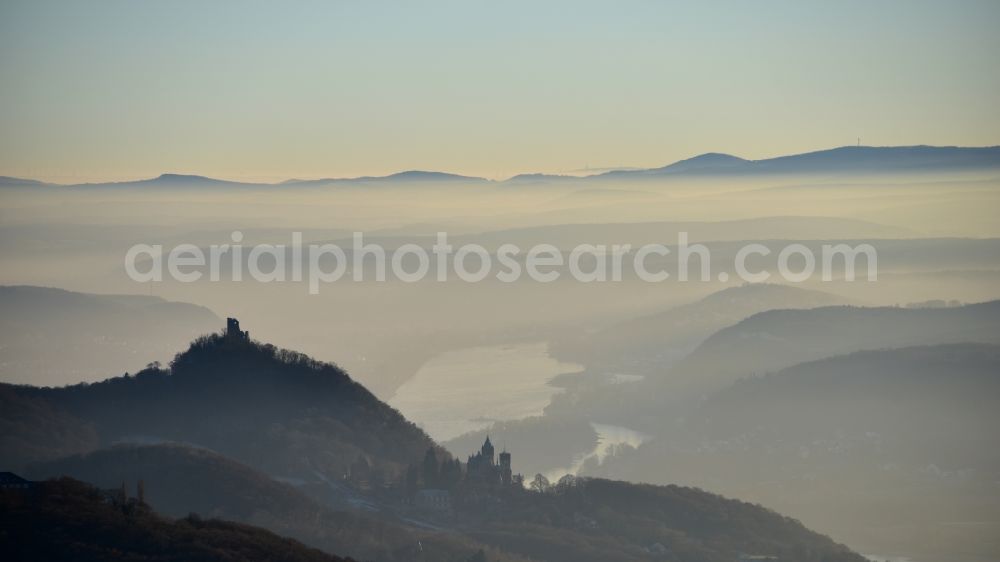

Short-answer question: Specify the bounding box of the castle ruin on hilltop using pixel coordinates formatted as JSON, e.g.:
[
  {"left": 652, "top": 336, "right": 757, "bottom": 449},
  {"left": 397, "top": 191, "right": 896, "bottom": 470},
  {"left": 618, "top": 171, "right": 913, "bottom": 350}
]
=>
[{"left": 225, "top": 317, "right": 250, "bottom": 341}]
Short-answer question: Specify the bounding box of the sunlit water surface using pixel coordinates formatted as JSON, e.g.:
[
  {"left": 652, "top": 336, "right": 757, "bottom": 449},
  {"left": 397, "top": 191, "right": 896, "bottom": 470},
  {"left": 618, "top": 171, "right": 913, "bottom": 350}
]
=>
[{"left": 389, "top": 342, "right": 582, "bottom": 442}]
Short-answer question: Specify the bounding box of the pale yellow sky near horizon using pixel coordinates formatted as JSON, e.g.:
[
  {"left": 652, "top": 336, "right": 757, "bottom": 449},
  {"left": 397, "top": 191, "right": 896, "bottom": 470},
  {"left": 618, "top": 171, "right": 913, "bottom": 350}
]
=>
[{"left": 1, "top": 0, "right": 998, "bottom": 183}]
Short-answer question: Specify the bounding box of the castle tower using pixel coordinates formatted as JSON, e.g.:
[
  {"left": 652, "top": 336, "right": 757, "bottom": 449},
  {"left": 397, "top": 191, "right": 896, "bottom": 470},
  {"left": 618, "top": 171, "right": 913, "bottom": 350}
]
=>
[
  {"left": 499, "top": 448, "right": 512, "bottom": 485},
  {"left": 481, "top": 435, "right": 495, "bottom": 466}
]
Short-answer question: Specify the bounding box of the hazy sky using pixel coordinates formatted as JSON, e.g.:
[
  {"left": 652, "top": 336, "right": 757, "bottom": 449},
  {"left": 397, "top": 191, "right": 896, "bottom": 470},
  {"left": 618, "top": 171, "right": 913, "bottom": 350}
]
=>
[{"left": 1, "top": 0, "right": 998, "bottom": 183}]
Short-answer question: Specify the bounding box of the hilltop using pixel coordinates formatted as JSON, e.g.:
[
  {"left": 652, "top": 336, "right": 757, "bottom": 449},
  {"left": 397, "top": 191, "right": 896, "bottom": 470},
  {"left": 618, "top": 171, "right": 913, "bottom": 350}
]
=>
[{"left": 2, "top": 327, "right": 441, "bottom": 482}]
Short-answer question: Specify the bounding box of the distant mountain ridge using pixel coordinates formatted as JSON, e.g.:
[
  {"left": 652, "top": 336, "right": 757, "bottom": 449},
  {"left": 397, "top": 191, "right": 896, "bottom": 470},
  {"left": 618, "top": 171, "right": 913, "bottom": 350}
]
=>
[
  {"left": 284, "top": 170, "right": 490, "bottom": 186},
  {"left": 605, "top": 145, "right": 1000, "bottom": 179},
  {"left": 3, "top": 145, "right": 998, "bottom": 188},
  {"left": 646, "top": 152, "right": 751, "bottom": 174},
  {"left": 0, "top": 176, "right": 51, "bottom": 187}
]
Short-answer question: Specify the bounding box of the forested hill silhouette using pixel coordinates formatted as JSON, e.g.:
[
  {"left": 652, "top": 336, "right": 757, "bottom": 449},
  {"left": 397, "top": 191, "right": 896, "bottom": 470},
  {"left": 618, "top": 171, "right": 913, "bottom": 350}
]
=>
[
  {"left": 2, "top": 327, "right": 441, "bottom": 481},
  {"left": 0, "top": 322, "right": 872, "bottom": 561},
  {"left": 23, "top": 442, "right": 868, "bottom": 562},
  {"left": 26, "top": 443, "right": 524, "bottom": 562},
  {"left": 0, "top": 477, "right": 354, "bottom": 562}
]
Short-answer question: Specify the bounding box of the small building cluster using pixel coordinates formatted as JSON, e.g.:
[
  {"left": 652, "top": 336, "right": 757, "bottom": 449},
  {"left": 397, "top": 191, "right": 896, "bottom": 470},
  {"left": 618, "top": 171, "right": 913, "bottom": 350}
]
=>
[{"left": 345, "top": 436, "right": 525, "bottom": 515}]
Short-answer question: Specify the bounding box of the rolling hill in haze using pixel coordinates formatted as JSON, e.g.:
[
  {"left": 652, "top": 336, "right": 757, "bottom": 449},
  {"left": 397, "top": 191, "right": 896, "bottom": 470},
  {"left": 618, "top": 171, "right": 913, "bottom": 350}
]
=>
[
  {"left": 293, "top": 170, "right": 491, "bottom": 186},
  {"left": 549, "top": 283, "right": 852, "bottom": 376},
  {"left": 0, "top": 384, "right": 100, "bottom": 470},
  {"left": 591, "top": 344, "right": 1000, "bottom": 562},
  {"left": 691, "top": 343, "right": 1000, "bottom": 466},
  {"left": 459, "top": 477, "right": 864, "bottom": 562},
  {"left": 0, "top": 176, "right": 51, "bottom": 188},
  {"left": 0, "top": 286, "right": 220, "bottom": 387},
  {"left": 100, "top": 173, "right": 263, "bottom": 189},
  {"left": 658, "top": 299, "right": 1000, "bottom": 395}
]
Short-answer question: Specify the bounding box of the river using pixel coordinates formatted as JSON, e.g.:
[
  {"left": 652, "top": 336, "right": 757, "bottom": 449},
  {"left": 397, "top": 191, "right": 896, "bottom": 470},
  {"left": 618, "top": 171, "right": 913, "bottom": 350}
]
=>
[{"left": 389, "top": 342, "right": 583, "bottom": 442}]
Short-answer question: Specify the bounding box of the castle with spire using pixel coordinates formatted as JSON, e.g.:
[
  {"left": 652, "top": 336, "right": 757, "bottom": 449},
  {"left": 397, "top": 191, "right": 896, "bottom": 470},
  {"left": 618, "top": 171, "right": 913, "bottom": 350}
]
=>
[{"left": 466, "top": 435, "right": 520, "bottom": 486}]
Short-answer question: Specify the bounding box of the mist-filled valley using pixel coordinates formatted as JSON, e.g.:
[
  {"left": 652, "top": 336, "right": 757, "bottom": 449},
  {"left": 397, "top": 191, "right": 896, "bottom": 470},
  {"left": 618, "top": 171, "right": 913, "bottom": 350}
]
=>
[
  {"left": 4, "top": 0, "right": 1000, "bottom": 558},
  {"left": 2, "top": 149, "right": 1000, "bottom": 561}
]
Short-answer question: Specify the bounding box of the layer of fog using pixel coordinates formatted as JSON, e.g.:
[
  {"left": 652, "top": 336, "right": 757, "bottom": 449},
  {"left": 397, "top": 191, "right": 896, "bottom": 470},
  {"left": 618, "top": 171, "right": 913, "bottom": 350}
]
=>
[{"left": 2, "top": 170, "right": 1000, "bottom": 561}]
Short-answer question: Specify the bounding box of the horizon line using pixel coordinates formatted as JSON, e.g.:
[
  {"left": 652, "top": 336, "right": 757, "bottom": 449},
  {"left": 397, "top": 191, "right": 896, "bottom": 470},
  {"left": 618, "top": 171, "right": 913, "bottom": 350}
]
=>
[{"left": 3, "top": 143, "right": 1000, "bottom": 187}]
